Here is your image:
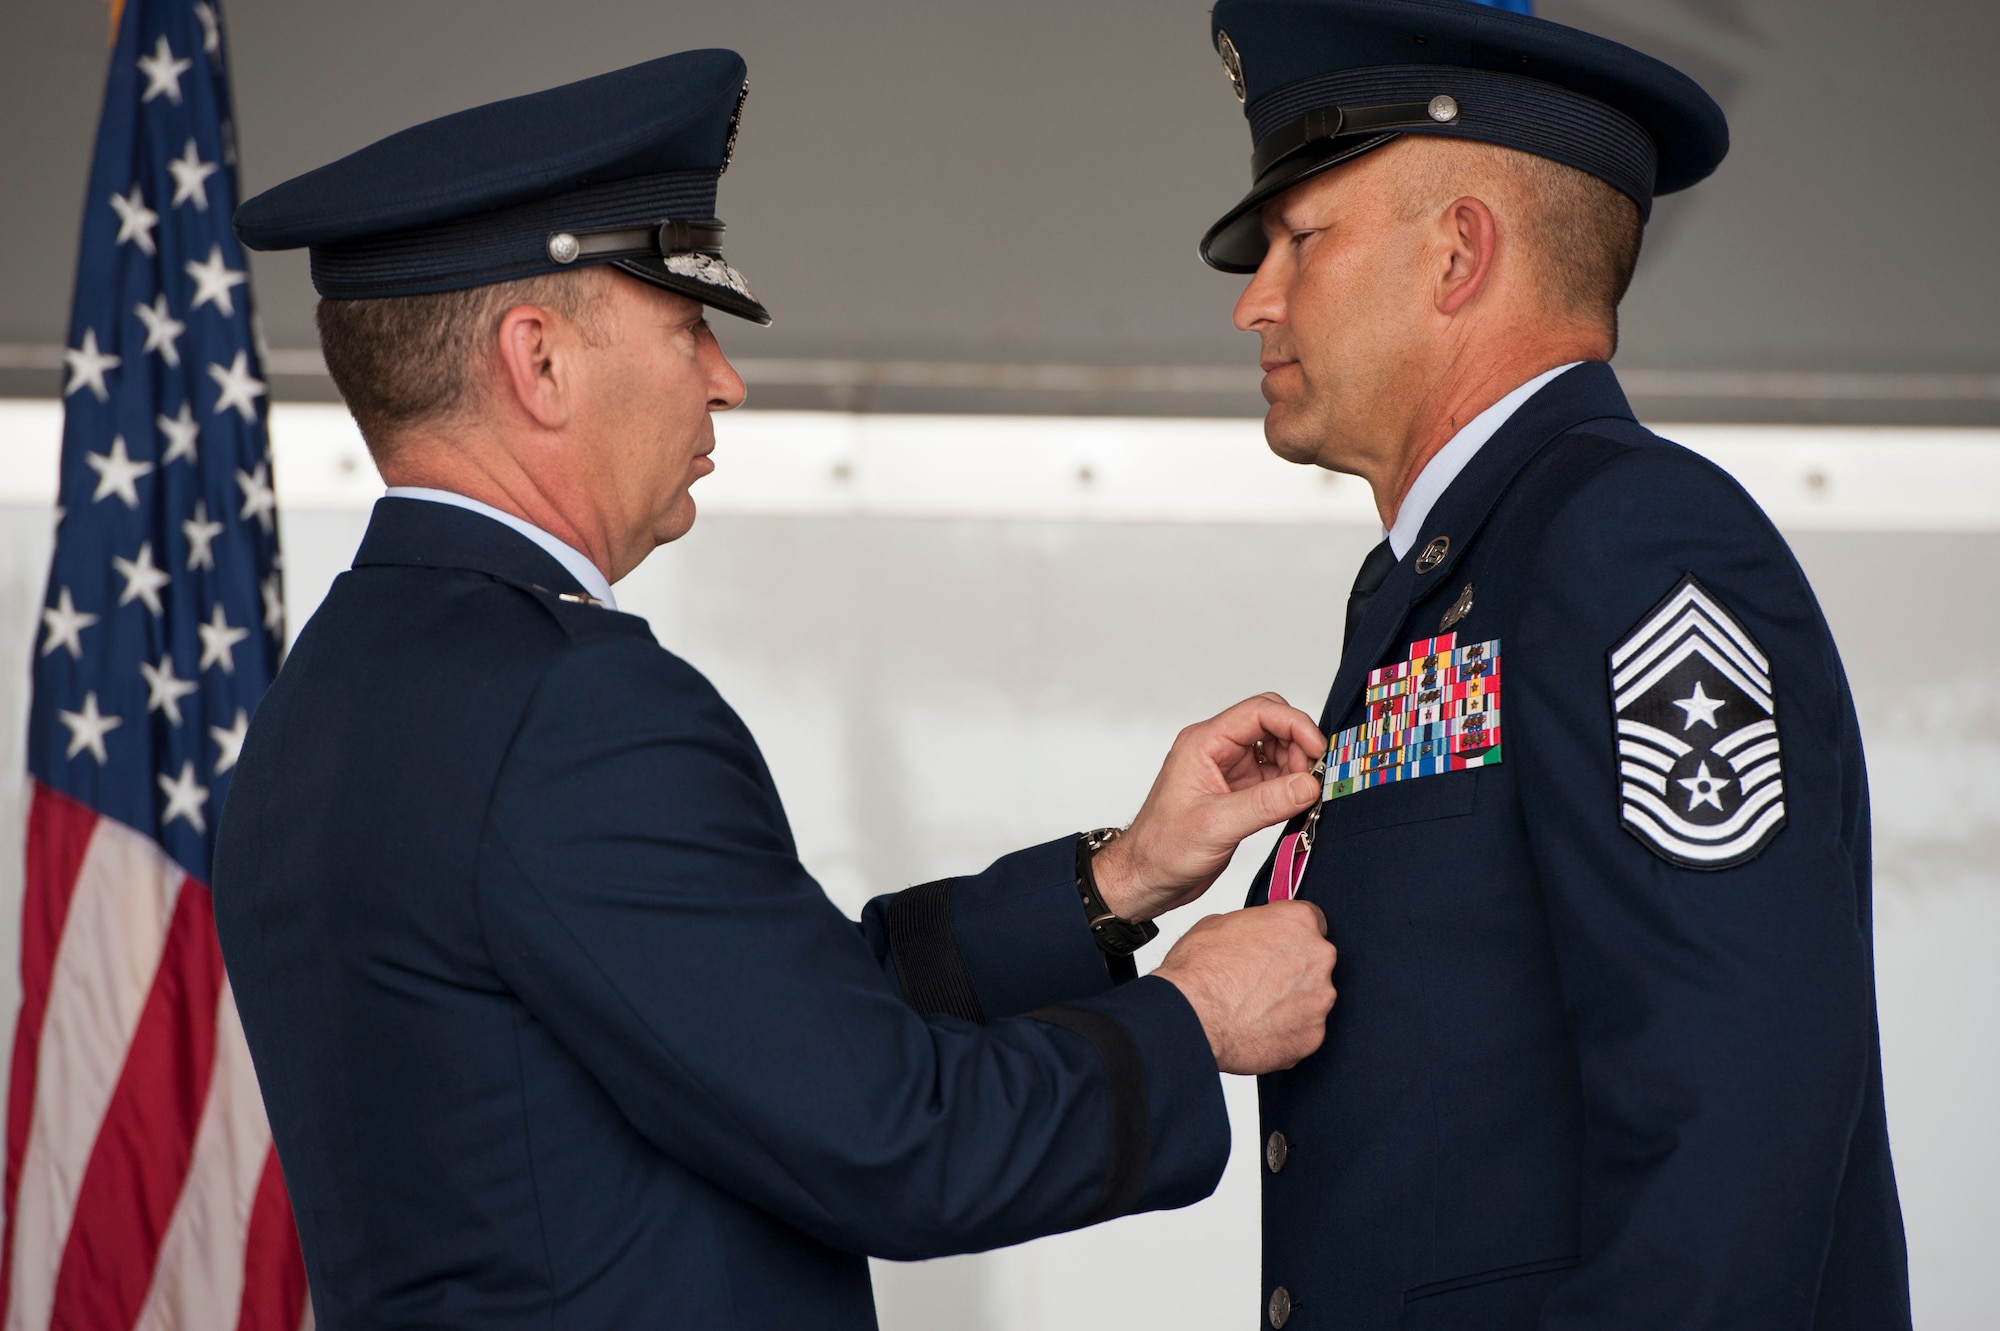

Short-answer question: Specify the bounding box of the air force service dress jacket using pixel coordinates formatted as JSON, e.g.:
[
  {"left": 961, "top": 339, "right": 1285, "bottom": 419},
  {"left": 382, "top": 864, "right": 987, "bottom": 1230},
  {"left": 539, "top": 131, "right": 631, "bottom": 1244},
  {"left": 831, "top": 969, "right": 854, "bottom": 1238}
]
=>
[
  {"left": 212, "top": 498, "right": 1228, "bottom": 1329},
  {"left": 1253, "top": 363, "right": 1909, "bottom": 1329}
]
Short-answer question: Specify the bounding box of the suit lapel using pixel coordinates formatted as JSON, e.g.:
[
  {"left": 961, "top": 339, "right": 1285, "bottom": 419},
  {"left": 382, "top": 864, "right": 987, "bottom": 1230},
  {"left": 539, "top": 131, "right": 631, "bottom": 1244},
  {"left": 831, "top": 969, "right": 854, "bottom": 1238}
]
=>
[{"left": 1317, "top": 363, "right": 1637, "bottom": 732}]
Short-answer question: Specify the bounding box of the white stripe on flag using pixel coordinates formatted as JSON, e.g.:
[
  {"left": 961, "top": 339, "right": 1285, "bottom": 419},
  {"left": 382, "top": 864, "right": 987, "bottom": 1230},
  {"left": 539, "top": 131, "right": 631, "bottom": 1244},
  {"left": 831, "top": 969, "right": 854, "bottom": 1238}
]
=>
[
  {"left": 7, "top": 817, "right": 185, "bottom": 1331},
  {"left": 131, "top": 981, "right": 270, "bottom": 1331}
]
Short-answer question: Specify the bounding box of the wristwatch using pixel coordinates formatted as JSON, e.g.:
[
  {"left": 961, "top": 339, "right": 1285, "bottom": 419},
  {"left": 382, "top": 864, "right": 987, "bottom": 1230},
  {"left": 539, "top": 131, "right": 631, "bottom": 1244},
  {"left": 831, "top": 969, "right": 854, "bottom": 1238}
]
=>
[{"left": 1076, "top": 827, "right": 1161, "bottom": 957}]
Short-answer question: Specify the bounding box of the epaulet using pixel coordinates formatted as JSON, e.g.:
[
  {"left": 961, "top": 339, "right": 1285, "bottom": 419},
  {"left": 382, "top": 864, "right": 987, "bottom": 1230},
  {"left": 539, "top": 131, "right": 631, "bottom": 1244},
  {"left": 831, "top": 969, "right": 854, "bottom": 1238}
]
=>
[{"left": 506, "top": 578, "right": 654, "bottom": 647}]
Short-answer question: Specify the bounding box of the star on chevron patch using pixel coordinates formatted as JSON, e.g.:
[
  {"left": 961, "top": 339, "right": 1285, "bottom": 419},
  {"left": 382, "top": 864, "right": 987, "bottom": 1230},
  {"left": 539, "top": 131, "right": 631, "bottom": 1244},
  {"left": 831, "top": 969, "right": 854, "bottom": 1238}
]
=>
[{"left": 1608, "top": 574, "right": 1786, "bottom": 869}]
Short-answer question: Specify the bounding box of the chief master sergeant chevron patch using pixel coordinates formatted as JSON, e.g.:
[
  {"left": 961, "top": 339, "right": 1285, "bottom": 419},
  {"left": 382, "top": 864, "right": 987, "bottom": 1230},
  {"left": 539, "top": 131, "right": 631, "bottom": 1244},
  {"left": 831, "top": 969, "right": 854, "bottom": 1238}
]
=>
[{"left": 1608, "top": 574, "right": 1787, "bottom": 868}]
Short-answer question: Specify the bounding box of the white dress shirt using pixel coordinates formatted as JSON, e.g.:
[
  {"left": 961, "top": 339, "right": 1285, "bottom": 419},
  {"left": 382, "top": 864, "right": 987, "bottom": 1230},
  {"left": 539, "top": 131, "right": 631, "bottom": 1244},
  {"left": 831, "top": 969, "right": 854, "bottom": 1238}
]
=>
[
  {"left": 384, "top": 486, "right": 618, "bottom": 609},
  {"left": 1384, "top": 362, "right": 1584, "bottom": 559}
]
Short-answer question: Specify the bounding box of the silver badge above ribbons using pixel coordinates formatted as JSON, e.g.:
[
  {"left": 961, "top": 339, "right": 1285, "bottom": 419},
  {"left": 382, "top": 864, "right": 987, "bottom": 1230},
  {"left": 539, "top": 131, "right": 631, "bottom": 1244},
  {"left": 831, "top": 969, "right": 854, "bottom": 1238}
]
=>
[{"left": 1608, "top": 574, "right": 1786, "bottom": 869}]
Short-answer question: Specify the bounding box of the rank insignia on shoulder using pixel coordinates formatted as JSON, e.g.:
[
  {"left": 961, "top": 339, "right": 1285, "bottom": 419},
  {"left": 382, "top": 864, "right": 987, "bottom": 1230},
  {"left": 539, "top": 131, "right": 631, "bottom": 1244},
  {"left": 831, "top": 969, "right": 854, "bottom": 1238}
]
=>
[
  {"left": 1323, "top": 632, "right": 1501, "bottom": 800},
  {"left": 1608, "top": 574, "right": 1785, "bottom": 869}
]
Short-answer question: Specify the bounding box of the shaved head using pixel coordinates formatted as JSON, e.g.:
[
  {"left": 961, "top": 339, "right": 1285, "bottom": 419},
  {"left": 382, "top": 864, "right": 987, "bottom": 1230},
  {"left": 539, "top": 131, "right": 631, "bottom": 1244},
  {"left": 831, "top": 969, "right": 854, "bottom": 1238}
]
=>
[{"left": 1388, "top": 137, "right": 1643, "bottom": 351}]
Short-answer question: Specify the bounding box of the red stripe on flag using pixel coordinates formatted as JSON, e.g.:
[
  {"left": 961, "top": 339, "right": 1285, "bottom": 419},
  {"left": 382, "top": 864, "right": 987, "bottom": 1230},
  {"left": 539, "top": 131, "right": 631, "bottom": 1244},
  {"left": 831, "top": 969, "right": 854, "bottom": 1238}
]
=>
[
  {"left": 237, "top": 1148, "right": 307, "bottom": 1331},
  {"left": 47, "top": 877, "right": 226, "bottom": 1329},
  {"left": 1, "top": 782, "right": 103, "bottom": 1320}
]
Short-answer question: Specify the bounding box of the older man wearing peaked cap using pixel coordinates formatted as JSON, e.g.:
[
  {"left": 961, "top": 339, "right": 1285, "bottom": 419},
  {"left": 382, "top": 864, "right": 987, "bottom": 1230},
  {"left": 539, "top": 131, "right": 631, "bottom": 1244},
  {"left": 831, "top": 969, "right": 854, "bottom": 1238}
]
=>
[
  {"left": 1198, "top": 1, "right": 1910, "bottom": 1327},
  {"left": 214, "top": 49, "right": 1344, "bottom": 1328}
]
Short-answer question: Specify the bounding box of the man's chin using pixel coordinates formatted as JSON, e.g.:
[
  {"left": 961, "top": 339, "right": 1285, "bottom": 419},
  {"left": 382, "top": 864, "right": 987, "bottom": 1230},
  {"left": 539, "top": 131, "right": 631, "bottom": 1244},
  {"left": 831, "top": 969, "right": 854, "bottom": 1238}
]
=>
[
  {"left": 1261, "top": 403, "right": 1324, "bottom": 467},
  {"left": 650, "top": 491, "right": 699, "bottom": 549},
  {"left": 663, "top": 506, "right": 696, "bottom": 546}
]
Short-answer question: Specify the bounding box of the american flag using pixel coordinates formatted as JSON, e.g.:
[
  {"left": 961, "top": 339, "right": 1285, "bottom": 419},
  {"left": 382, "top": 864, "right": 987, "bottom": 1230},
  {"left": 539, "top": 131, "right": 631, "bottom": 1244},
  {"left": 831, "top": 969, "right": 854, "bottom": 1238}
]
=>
[{"left": 3, "top": 1, "right": 307, "bottom": 1328}]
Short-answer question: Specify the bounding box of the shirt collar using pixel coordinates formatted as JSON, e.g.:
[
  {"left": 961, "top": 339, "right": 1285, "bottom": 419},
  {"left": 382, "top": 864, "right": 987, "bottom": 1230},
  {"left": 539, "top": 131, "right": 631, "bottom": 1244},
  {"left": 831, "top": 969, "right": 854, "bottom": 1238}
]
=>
[
  {"left": 382, "top": 486, "right": 618, "bottom": 609},
  {"left": 1384, "top": 362, "right": 1584, "bottom": 560}
]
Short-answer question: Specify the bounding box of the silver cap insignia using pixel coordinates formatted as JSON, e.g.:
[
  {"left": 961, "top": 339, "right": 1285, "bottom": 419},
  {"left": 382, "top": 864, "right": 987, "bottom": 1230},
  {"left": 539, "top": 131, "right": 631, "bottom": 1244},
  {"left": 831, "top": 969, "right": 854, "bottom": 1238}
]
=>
[
  {"left": 1217, "top": 31, "right": 1247, "bottom": 102},
  {"left": 721, "top": 81, "right": 749, "bottom": 174}
]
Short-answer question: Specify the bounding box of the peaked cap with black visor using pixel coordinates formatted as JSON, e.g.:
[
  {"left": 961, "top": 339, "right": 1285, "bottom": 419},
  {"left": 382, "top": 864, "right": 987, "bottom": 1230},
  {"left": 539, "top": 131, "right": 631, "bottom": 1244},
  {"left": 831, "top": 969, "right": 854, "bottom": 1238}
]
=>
[
  {"left": 235, "top": 49, "right": 769, "bottom": 325},
  {"left": 1199, "top": 0, "right": 1730, "bottom": 272}
]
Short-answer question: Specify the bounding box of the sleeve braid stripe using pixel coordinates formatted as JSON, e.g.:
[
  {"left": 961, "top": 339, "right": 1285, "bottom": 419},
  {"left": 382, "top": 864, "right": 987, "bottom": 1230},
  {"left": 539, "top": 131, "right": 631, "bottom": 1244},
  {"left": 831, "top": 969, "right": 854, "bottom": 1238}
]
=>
[
  {"left": 1025, "top": 1004, "right": 1149, "bottom": 1224},
  {"left": 884, "top": 878, "right": 988, "bottom": 1026}
]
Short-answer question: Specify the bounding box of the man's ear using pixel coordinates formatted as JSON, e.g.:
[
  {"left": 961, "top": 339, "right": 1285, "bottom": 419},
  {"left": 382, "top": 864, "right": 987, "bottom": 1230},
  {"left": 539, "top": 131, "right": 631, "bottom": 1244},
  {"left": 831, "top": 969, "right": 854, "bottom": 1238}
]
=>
[
  {"left": 1435, "top": 195, "right": 1499, "bottom": 317},
  {"left": 494, "top": 303, "right": 572, "bottom": 430}
]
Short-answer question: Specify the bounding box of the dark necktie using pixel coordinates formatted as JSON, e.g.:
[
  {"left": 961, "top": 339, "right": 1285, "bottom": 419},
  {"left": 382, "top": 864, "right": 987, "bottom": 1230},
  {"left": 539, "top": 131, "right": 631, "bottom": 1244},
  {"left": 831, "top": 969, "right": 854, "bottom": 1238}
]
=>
[{"left": 1343, "top": 539, "right": 1398, "bottom": 652}]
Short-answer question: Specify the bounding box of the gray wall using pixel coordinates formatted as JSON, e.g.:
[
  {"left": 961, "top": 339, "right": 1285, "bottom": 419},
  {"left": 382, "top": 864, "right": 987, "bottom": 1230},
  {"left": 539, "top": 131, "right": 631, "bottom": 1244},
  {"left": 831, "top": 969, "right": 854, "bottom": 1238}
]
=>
[{"left": 4, "top": 0, "right": 1998, "bottom": 419}]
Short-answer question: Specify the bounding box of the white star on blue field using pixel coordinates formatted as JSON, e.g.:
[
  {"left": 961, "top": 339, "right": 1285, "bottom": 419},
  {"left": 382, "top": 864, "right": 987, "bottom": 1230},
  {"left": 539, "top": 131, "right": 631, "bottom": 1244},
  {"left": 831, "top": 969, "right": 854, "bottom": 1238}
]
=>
[{"left": 32, "top": 1, "right": 283, "bottom": 881}]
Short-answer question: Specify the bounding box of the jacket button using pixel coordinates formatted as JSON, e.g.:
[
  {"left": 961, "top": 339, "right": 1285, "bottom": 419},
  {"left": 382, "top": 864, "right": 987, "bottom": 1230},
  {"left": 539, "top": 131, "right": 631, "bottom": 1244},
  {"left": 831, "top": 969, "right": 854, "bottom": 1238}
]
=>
[
  {"left": 1269, "top": 1285, "right": 1294, "bottom": 1327},
  {"left": 1265, "top": 1130, "right": 1289, "bottom": 1173}
]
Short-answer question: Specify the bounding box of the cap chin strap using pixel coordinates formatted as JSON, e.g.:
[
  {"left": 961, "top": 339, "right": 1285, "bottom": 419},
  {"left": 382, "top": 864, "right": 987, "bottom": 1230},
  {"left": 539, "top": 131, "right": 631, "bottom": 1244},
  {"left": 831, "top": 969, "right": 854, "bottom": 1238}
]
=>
[
  {"left": 1249, "top": 98, "right": 1457, "bottom": 184},
  {"left": 545, "top": 217, "right": 725, "bottom": 266}
]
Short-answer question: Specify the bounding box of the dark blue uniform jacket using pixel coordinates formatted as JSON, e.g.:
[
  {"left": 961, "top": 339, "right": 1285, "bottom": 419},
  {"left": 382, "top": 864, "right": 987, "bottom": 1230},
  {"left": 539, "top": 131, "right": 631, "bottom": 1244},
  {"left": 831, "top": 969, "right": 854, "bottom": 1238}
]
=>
[
  {"left": 213, "top": 499, "right": 1228, "bottom": 1329},
  {"left": 1255, "top": 363, "right": 1910, "bottom": 1329}
]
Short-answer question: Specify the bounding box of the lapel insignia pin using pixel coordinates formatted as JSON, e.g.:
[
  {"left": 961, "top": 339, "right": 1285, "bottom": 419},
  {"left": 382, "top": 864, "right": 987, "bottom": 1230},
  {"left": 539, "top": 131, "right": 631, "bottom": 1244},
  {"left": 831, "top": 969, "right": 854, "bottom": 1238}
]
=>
[
  {"left": 1439, "top": 583, "right": 1475, "bottom": 632},
  {"left": 558, "top": 591, "right": 603, "bottom": 607},
  {"left": 1415, "top": 535, "right": 1450, "bottom": 574},
  {"left": 1217, "top": 31, "right": 1247, "bottom": 101},
  {"left": 1608, "top": 573, "right": 1786, "bottom": 869}
]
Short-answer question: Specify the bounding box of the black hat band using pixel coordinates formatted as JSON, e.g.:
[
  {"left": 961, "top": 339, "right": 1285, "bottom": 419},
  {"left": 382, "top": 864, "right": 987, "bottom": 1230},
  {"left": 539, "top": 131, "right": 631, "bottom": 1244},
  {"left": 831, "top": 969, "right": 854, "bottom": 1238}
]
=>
[
  {"left": 1249, "top": 63, "right": 1659, "bottom": 217},
  {"left": 1250, "top": 99, "right": 1457, "bottom": 182},
  {"left": 310, "top": 170, "right": 721, "bottom": 300},
  {"left": 546, "top": 219, "right": 726, "bottom": 266}
]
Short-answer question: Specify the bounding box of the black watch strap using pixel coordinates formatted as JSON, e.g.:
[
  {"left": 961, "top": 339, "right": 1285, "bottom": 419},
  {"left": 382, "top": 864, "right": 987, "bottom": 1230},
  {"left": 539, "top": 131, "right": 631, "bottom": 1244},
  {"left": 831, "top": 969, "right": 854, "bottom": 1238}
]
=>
[{"left": 1076, "top": 829, "right": 1161, "bottom": 957}]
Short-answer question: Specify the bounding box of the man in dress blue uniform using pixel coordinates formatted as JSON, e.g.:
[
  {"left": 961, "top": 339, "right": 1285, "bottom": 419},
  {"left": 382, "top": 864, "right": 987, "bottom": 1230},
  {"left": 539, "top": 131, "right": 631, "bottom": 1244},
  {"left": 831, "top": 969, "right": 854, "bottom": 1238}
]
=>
[
  {"left": 214, "top": 50, "right": 1342, "bottom": 1328},
  {"left": 1198, "top": 2, "right": 1911, "bottom": 1326}
]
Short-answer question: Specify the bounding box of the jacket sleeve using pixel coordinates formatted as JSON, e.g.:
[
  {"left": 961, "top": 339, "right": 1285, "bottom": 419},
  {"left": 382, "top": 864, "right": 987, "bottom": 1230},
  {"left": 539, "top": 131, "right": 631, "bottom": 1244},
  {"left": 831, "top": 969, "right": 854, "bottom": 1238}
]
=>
[
  {"left": 855, "top": 836, "right": 1133, "bottom": 1025},
  {"left": 472, "top": 637, "right": 1229, "bottom": 1260},
  {"left": 1511, "top": 447, "right": 1876, "bottom": 1327}
]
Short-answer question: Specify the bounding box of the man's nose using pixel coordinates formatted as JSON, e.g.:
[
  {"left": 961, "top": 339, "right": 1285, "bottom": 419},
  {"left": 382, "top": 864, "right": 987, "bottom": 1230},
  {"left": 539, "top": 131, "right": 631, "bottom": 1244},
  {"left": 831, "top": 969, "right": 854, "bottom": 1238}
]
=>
[
  {"left": 1233, "top": 258, "right": 1288, "bottom": 332},
  {"left": 707, "top": 347, "right": 748, "bottom": 411}
]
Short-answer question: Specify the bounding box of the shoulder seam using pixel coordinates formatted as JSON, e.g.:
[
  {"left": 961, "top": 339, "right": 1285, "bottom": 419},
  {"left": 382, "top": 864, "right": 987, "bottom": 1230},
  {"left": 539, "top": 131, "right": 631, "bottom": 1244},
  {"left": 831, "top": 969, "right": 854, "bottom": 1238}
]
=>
[
  {"left": 467, "top": 629, "right": 712, "bottom": 965},
  {"left": 1488, "top": 430, "right": 1641, "bottom": 575},
  {"left": 461, "top": 611, "right": 664, "bottom": 973}
]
